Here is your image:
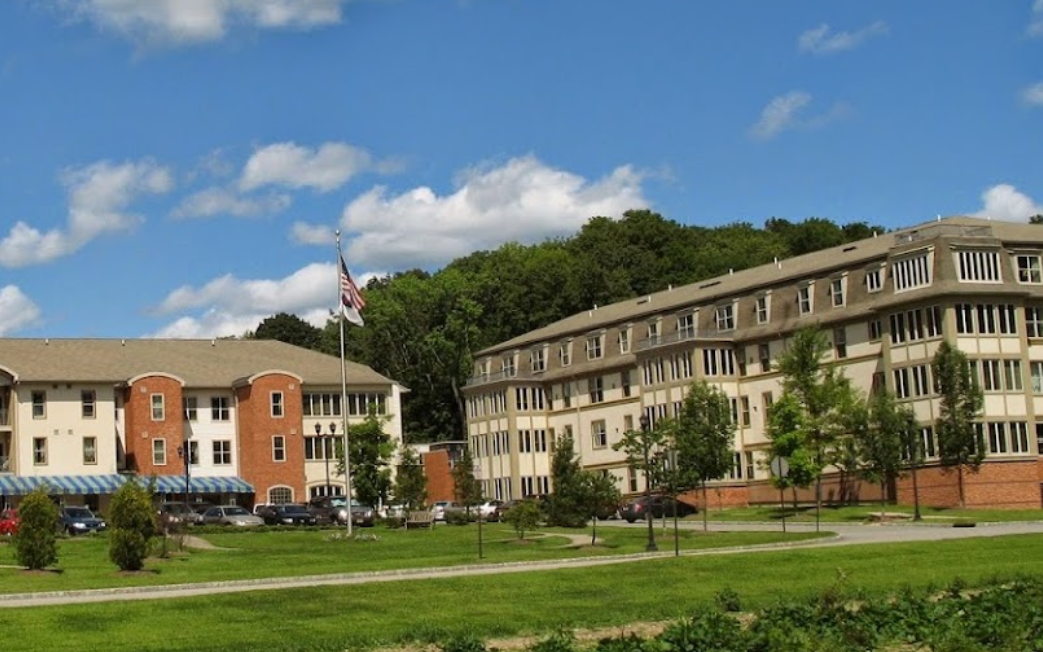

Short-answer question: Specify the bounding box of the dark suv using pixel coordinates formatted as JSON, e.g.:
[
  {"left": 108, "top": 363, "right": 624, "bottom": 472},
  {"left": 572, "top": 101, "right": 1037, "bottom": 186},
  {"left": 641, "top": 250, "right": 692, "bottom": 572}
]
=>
[
  {"left": 59, "top": 506, "right": 107, "bottom": 535},
  {"left": 256, "top": 503, "right": 318, "bottom": 526},
  {"left": 619, "top": 495, "right": 697, "bottom": 523},
  {"left": 307, "top": 496, "right": 375, "bottom": 527}
]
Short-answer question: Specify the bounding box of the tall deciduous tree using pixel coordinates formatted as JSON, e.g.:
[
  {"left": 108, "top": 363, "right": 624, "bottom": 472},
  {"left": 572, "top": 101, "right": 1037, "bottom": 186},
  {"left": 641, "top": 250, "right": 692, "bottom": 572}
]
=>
[
  {"left": 338, "top": 412, "right": 395, "bottom": 509},
  {"left": 932, "top": 341, "right": 984, "bottom": 507},
  {"left": 859, "top": 391, "right": 916, "bottom": 515},
  {"left": 251, "top": 312, "right": 322, "bottom": 350},
  {"left": 580, "top": 472, "right": 622, "bottom": 546},
  {"left": 674, "top": 381, "right": 735, "bottom": 531},
  {"left": 393, "top": 446, "right": 427, "bottom": 512}
]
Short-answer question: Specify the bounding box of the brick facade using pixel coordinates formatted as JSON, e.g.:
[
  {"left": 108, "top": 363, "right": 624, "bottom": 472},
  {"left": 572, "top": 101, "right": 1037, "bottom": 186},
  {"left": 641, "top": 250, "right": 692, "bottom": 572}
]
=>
[
  {"left": 124, "top": 374, "right": 185, "bottom": 477},
  {"left": 236, "top": 372, "right": 306, "bottom": 504}
]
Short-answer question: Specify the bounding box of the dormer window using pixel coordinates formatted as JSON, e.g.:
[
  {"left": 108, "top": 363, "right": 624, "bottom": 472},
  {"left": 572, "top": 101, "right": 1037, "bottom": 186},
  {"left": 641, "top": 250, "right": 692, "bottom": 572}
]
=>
[
  {"left": 530, "top": 347, "right": 546, "bottom": 373},
  {"left": 646, "top": 320, "right": 661, "bottom": 345},
  {"left": 755, "top": 294, "right": 770, "bottom": 324},
  {"left": 797, "top": 283, "right": 814, "bottom": 315},
  {"left": 829, "top": 276, "right": 846, "bottom": 308},
  {"left": 586, "top": 334, "right": 604, "bottom": 361},
  {"left": 618, "top": 328, "right": 631, "bottom": 354},
  {"left": 955, "top": 249, "right": 1001, "bottom": 283},
  {"left": 559, "top": 341, "right": 572, "bottom": 367},
  {"left": 677, "top": 312, "right": 696, "bottom": 339},
  {"left": 501, "top": 355, "right": 516, "bottom": 378},
  {"left": 1016, "top": 253, "right": 1043, "bottom": 284},
  {"left": 715, "top": 304, "right": 735, "bottom": 332}
]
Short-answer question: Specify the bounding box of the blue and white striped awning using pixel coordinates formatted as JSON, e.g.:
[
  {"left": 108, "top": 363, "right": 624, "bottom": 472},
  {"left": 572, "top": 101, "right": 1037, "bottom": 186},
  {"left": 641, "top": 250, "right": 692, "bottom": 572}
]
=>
[
  {"left": 0, "top": 474, "right": 125, "bottom": 496},
  {"left": 148, "top": 475, "right": 254, "bottom": 495}
]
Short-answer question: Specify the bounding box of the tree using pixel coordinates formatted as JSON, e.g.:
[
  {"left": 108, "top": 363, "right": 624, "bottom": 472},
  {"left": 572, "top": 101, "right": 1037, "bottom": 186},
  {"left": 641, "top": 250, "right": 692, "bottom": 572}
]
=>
[
  {"left": 252, "top": 312, "right": 322, "bottom": 350},
  {"left": 773, "top": 326, "right": 860, "bottom": 513},
  {"left": 613, "top": 417, "right": 669, "bottom": 551},
  {"left": 108, "top": 478, "right": 158, "bottom": 571},
  {"left": 503, "top": 499, "right": 542, "bottom": 540},
  {"left": 579, "top": 472, "right": 621, "bottom": 546},
  {"left": 338, "top": 412, "right": 395, "bottom": 509},
  {"left": 452, "top": 447, "right": 483, "bottom": 517},
  {"left": 546, "top": 434, "right": 588, "bottom": 528},
  {"left": 859, "top": 392, "right": 916, "bottom": 516},
  {"left": 392, "top": 446, "right": 427, "bottom": 513},
  {"left": 765, "top": 393, "right": 819, "bottom": 502},
  {"left": 933, "top": 341, "right": 984, "bottom": 507},
  {"left": 13, "top": 487, "right": 58, "bottom": 570},
  {"left": 674, "top": 381, "right": 735, "bottom": 531}
]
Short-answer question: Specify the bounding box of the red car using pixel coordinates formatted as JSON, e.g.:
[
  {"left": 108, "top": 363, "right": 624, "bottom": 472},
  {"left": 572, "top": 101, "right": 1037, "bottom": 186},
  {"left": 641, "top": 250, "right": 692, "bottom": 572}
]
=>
[{"left": 0, "top": 508, "right": 19, "bottom": 536}]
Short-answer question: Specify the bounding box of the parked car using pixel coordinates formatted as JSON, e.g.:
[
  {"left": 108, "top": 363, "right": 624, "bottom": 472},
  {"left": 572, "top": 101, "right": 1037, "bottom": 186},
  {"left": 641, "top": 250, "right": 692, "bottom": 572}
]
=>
[
  {"left": 198, "top": 505, "right": 264, "bottom": 527},
  {"left": 59, "top": 505, "right": 107, "bottom": 535},
  {"left": 255, "top": 503, "right": 318, "bottom": 526},
  {"left": 478, "top": 500, "right": 504, "bottom": 522},
  {"left": 429, "top": 500, "right": 459, "bottom": 522},
  {"left": 619, "top": 495, "right": 697, "bottom": 523},
  {"left": 306, "top": 496, "right": 375, "bottom": 527},
  {"left": 157, "top": 501, "right": 200, "bottom": 528},
  {"left": 0, "top": 508, "right": 18, "bottom": 536}
]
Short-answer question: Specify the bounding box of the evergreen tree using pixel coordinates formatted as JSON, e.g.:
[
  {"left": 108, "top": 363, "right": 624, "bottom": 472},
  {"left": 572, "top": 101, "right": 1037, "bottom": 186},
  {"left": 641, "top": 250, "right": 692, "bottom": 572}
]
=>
[
  {"left": 108, "top": 478, "right": 158, "bottom": 571},
  {"left": 547, "top": 433, "right": 588, "bottom": 527},
  {"left": 452, "top": 447, "right": 483, "bottom": 517},
  {"left": 13, "top": 487, "right": 58, "bottom": 570},
  {"left": 933, "top": 341, "right": 984, "bottom": 507}
]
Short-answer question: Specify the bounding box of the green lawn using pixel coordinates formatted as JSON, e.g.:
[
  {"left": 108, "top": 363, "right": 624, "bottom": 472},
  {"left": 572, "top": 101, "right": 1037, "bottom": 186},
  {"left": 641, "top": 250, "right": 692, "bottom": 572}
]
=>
[
  {"left": 704, "top": 503, "right": 1043, "bottom": 523},
  {"left": 0, "top": 523, "right": 825, "bottom": 593},
  {"left": 2, "top": 533, "right": 1042, "bottom": 652}
]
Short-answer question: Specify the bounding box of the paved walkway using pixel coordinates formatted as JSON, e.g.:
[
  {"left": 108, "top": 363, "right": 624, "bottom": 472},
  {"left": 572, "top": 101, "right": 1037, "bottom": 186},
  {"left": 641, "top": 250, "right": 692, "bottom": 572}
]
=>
[{"left": 1, "top": 519, "right": 1041, "bottom": 608}]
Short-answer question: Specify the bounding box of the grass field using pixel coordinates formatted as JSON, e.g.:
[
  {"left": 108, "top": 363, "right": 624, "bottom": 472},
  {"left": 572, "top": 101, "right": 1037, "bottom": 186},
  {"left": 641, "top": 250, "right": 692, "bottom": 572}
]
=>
[
  {"left": 701, "top": 503, "right": 1043, "bottom": 523},
  {"left": 0, "top": 526, "right": 1042, "bottom": 652}
]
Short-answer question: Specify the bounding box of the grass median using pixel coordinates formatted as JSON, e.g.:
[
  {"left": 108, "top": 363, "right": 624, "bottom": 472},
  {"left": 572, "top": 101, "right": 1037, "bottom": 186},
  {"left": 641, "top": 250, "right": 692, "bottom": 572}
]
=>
[{"left": 0, "top": 528, "right": 1042, "bottom": 651}]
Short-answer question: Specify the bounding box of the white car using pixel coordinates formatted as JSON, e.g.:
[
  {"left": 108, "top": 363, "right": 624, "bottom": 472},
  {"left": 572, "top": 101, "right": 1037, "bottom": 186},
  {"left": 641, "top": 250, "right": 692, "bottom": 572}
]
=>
[{"left": 429, "top": 501, "right": 459, "bottom": 522}]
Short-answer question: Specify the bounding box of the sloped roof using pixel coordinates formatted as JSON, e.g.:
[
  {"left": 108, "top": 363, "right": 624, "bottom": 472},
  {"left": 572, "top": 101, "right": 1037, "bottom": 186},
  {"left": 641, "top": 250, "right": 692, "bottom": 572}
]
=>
[
  {"left": 479, "top": 215, "right": 1043, "bottom": 355},
  {"left": 0, "top": 338, "right": 397, "bottom": 388}
]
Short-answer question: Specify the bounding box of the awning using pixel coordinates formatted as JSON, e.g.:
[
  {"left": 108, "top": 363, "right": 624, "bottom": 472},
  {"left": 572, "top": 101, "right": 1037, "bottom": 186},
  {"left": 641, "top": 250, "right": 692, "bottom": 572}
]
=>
[
  {"left": 0, "top": 474, "right": 125, "bottom": 496},
  {"left": 149, "top": 475, "right": 254, "bottom": 495}
]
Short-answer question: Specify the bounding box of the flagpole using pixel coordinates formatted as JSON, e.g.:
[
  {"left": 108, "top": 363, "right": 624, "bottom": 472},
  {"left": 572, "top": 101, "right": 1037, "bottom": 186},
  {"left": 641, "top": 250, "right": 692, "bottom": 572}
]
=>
[{"left": 336, "top": 230, "right": 353, "bottom": 537}]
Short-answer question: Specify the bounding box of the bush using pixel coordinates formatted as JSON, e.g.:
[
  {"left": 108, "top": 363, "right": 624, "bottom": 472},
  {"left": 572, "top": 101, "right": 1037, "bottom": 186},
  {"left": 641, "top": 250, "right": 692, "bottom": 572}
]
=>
[
  {"left": 714, "top": 587, "right": 743, "bottom": 613},
  {"left": 13, "top": 487, "right": 59, "bottom": 570},
  {"left": 108, "top": 479, "right": 157, "bottom": 571},
  {"left": 503, "top": 500, "right": 542, "bottom": 540}
]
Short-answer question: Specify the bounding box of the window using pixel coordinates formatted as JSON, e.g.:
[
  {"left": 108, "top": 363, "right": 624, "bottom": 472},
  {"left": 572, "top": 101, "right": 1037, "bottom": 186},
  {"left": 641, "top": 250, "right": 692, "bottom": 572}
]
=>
[
  {"left": 745, "top": 452, "right": 755, "bottom": 480},
  {"left": 590, "top": 376, "right": 604, "bottom": 403},
  {"left": 1016, "top": 253, "right": 1042, "bottom": 284},
  {"left": 621, "top": 371, "right": 631, "bottom": 397},
  {"left": 865, "top": 266, "right": 884, "bottom": 293},
  {"left": 740, "top": 396, "right": 751, "bottom": 427},
  {"left": 269, "top": 486, "right": 293, "bottom": 504},
  {"left": 303, "top": 393, "right": 342, "bottom": 417},
  {"left": 211, "top": 397, "right": 230, "bottom": 421},
  {"left": 973, "top": 359, "right": 1022, "bottom": 392},
  {"left": 829, "top": 277, "right": 845, "bottom": 308},
  {"left": 715, "top": 304, "right": 735, "bottom": 332},
  {"left": 646, "top": 320, "right": 661, "bottom": 346},
  {"left": 530, "top": 347, "right": 546, "bottom": 373},
  {"left": 32, "top": 391, "right": 46, "bottom": 419},
  {"left": 955, "top": 249, "right": 1001, "bottom": 283},
  {"left": 1027, "top": 307, "right": 1043, "bottom": 338},
  {"left": 502, "top": 355, "right": 516, "bottom": 377},
  {"left": 151, "top": 394, "right": 165, "bottom": 421},
  {"left": 213, "top": 440, "right": 232, "bottom": 465},
  {"left": 987, "top": 422, "right": 1008, "bottom": 454},
  {"left": 183, "top": 397, "right": 198, "bottom": 421},
  {"left": 619, "top": 328, "right": 631, "bottom": 354},
  {"left": 919, "top": 427, "right": 938, "bottom": 459},
  {"left": 833, "top": 327, "right": 847, "bottom": 359},
  {"left": 81, "top": 390, "right": 96, "bottom": 419},
  {"left": 515, "top": 387, "right": 530, "bottom": 411},
  {"left": 755, "top": 294, "right": 770, "bottom": 324},
  {"left": 559, "top": 341, "right": 572, "bottom": 367},
  {"left": 33, "top": 437, "right": 47, "bottom": 465},
  {"left": 890, "top": 312, "right": 907, "bottom": 344},
  {"left": 561, "top": 382, "right": 571, "bottom": 408},
  {"left": 586, "top": 335, "right": 603, "bottom": 361},
  {"left": 759, "top": 343, "right": 771, "bottom": 372},
  {"left": 187, "top": 440, "right": 199, "bottom": 465},
  {"left": 762, "top": 391, "right": 774, "bottom": 418},
  {"left": 153, "top": 439, "right": 167, "bottom": 465},
  {"left": 1032, "top": 361, "right": 1043, "bottom": 394},
  {"left": 892, "top": 251, "right": 932, "bottom": 291},
  {"left": 1011, "top": 422, "right": 1030, "bottom": 454},
  {"left": 83, "top": 437, "right": 97, "bottom": 465},
  {"left": 869, "top": 319, "right": 882, "bottom": 342},
  {"left": 591, "top": 420, "right": 607, "bottom": 448},
  {"left": 272, "top": 435, "right": 286, "bottom": 462},
  {"left": 271, "top": 392, "right": 284, "bottom": 418},
  {"left": 677, "top": 313, "right": 696, "bottom": 339},
  {"left": 346, "top": 393, "right": 388, "bottom": 415},
  {"left": 797, "top": 284, "right": 813, "bottom": 315}
]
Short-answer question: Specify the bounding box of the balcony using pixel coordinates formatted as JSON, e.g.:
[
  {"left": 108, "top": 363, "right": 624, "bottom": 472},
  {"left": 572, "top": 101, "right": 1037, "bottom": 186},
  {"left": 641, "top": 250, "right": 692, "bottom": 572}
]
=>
[
  {"left": 464, "top": 370, "right": 515, "bottom": 388},
  {"left": 637, "top": 328, "right": 699, "bottom": 351}
]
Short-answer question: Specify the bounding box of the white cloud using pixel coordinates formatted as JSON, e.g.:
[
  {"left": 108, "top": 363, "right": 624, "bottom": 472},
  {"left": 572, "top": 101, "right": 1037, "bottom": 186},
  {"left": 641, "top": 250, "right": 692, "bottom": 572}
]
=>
[
  {"left": 749, "top": 91, "right": 812, "bottom": 140},
  {"left": 0, "top": 159, "right": 173, "bottom": 267},
  {"left": 337, "top": 155, "right": 647, "bottom": 270},
  {"left": 60, "top": 0, "right": 352, "bottom": 47},
  {"left": 172, "top": 187, "right": 291, "bottom": 219},
  {"left": 1022, "top": 82, "right": 1043, "bottom": 106},
  {"left": 290, "top": 221, "right": 335, "bottom": 246},
  {"left": 974, "top": 184, "right": 1043, "bottom": 221},
  {"left": 240, "top": 141, "right": 379, "bottom": 193},
  {"left": 798, "top": 21, "right": 888, "bottom": 54},
  {"left": 1030, "top": 0, "right": 1043, "bottom": 37},
  {"left": 0, "top": 285, "right": 43, "bottom": 336},
  {"left": 148, "top": 262, "right": 343, "bottom": 338}
]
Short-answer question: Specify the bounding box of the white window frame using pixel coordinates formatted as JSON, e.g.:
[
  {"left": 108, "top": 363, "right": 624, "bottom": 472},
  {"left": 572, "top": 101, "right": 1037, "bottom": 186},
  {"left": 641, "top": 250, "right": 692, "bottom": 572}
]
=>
[
  {"left": 892, "top": 250, "right": 933, "bottom": 292},
  {"left": 151, "top": 394, "right": 165, "bottom": 421},
  {"left": 1015, "top": 253, "right": 1043, "bottom": 284},
  {"left": 83, "top": 436, "right": 98, "bottom": 465},
  {"left": 591, "top": 420, "right": 607, "bottom": 449},
  {"left": 715, "top": 304, "right": 735, "bottom": 332},
  {"left": 865, "top": 265, "right": 885, "bottom": 293},
  {"left": 183, "top": 396, "right": 198, "bottom": 421},
  {"left": 81, "top": 390, "right": 96, "bottom": 419},
  {"left": 829, "top": 276, "right": 846, "bottom": 308},
  {"left": 618, "top": 328, "right": 631, "bottom": 354},
  {"left": 213, "top": 440, "right": 232, "bottom": 466},
  {"left": 153, "top": 439, "right": 167, "bottom": 466},
  {"left": 677, "top": 313, "right": 696, "bottom": 339},
  {"left": 273, "top": 435, "right": 286, "bottom": 462},
  {"left": 530, "top": 347, "right": 546, "bottom": 373},
  {"left": 586, "top": 334, "right": 604, "bottom": 361},
  {"left": 271, "top": 391, "right": 284, "bottom": 418},
  {"left": 797, "top": 283, "right": 813, "bottom": 316},
  {"left": 559, "top": 341, "right": 572, "bottom": 367},
  {"left": 954, "top": 249, "right": 1002, "bottom": 283}
]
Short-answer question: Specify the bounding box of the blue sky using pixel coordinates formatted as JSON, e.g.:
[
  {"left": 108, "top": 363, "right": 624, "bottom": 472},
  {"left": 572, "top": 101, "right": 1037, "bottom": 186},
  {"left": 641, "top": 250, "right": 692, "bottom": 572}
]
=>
[{"left": 1, "top": 0, "right": 1041, "bottom": 339}]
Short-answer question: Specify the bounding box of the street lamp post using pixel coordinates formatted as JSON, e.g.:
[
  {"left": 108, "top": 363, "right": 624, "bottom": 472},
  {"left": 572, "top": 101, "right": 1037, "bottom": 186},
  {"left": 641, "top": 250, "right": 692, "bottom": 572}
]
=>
[
  {"left": 639, "top": 414, "right": 658, "bottom": 553},
  {"left": 314, "top": 422, "right": 337, "bottom": 497},
  {"left": 176, "top": 440, "right": 191, "bottom": 517}
]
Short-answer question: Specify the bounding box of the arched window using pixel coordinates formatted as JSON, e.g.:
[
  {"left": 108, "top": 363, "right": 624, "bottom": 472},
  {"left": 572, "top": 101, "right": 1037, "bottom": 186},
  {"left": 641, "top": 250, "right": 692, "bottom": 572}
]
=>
[{"left": 268, "top": 486, "right": 293, "bottom": 504}]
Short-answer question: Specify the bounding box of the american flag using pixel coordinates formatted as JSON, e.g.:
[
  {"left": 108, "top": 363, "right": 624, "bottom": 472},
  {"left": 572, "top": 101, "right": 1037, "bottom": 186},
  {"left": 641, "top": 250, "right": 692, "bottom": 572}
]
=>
[{"left": 340, "top": 255, "right": 365, "bottom": 327}]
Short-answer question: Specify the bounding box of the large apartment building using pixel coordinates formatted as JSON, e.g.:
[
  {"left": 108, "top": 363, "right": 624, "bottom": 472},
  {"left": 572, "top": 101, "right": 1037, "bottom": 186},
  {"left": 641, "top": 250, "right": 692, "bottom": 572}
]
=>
[
  {"left": 0, "top": 338, "right": 404, "bottom": 511},
  {"left": 463, "top": 216, "right": 1043, "bottom": 510}
]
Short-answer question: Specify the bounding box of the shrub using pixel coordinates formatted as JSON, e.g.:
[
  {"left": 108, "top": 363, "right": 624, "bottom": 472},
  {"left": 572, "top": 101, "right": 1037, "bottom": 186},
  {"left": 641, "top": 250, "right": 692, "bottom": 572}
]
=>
[
  {"left": 445, "top": 509, "right": 472, "bottom": 526},
  {"left": 438, "top": 633, "right": 486, "bottom": 652},
  {"left": 108, "top": 479, "right": 157, "bottom": 571},
  {"left": 503, "top": 500, "right": 542, "bottom": 540},
  {"left": 714, "top": 587, "right": 743, "bottom": 613},
  {"left": 12, "top": 487, "right": 59, "bottom": 570}
]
